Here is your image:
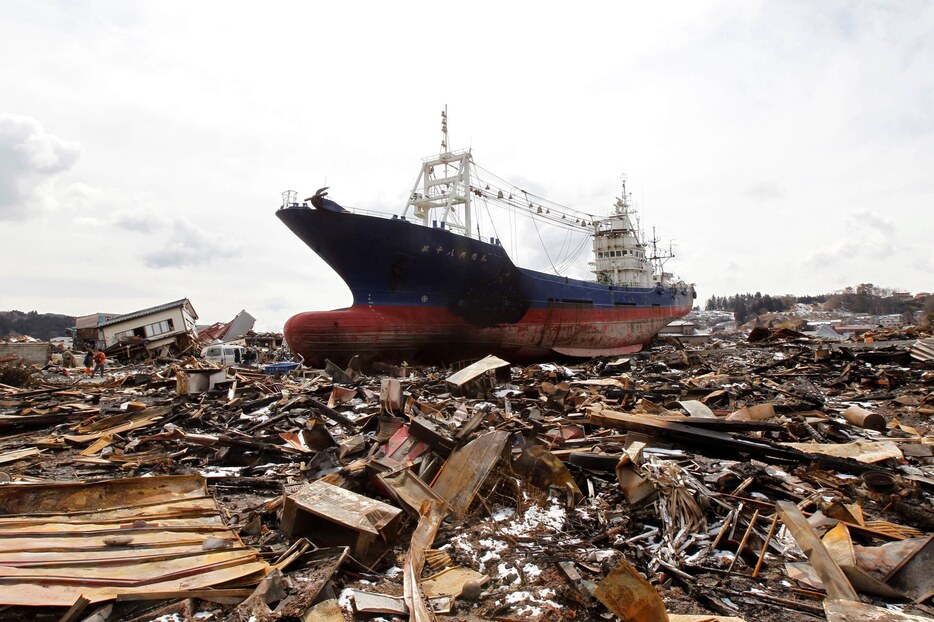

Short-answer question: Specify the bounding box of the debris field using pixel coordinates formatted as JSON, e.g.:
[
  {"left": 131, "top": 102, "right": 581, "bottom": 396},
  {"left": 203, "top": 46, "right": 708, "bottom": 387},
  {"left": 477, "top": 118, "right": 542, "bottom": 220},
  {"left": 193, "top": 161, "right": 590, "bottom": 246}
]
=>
[{"left": 0, "top": 327, "right": 932, "bottom": 622}]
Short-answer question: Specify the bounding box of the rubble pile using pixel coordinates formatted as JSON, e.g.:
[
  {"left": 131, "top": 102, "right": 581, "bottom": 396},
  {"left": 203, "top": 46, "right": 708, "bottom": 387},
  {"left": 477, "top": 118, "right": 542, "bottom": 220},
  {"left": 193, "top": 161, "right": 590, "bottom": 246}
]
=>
[{"left": 0, "top": 331, "right": 931, "bottom": 622}]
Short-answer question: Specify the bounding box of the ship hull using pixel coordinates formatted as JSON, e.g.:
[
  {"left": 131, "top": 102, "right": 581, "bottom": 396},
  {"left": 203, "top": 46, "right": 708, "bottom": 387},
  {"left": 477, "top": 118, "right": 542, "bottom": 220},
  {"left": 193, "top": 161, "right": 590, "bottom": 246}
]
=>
[{"left": 277, "top": 203, "right": 693, "bottom": 365}]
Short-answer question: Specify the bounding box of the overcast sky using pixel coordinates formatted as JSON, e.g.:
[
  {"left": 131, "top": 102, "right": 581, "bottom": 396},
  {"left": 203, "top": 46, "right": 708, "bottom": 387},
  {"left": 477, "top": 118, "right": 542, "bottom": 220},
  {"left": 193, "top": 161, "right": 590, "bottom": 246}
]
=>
[{"left": 2, "top": 1, "right": 932, "bottom": 331}]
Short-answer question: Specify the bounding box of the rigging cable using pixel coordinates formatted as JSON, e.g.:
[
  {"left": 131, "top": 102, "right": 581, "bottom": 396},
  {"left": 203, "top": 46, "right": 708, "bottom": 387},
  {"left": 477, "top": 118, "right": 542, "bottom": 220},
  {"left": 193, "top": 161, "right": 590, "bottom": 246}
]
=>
[{"left": 529, "top": 205, "right": 560, "bottom": 275}]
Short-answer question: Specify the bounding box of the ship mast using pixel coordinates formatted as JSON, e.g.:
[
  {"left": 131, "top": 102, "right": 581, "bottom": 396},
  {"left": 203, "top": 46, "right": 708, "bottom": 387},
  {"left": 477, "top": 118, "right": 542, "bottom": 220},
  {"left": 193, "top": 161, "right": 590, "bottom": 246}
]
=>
[
  {"left": 647, "top": 227, "right": 676, "bottom": 285},
  {"left": 402, "top": 107, "right": 474, "bottom": 238}
]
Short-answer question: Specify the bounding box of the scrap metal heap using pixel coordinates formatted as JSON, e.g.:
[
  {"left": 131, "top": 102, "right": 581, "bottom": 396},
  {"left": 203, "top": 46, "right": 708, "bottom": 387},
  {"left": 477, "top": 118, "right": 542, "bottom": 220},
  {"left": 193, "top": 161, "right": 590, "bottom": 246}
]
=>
[{"left": 0, "top": 326, "right": 932, "bottom": 621}]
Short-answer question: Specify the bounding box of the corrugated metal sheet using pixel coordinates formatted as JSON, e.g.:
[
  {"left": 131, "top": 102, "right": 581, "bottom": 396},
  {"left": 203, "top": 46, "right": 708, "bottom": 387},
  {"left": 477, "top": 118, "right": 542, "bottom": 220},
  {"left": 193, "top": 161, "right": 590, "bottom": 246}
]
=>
[
  {"left": 911, "top": 337, "right": 934, "bottom": 362},
  {"left": 0, "top": 475, "right": 268, "bottom": 606}
]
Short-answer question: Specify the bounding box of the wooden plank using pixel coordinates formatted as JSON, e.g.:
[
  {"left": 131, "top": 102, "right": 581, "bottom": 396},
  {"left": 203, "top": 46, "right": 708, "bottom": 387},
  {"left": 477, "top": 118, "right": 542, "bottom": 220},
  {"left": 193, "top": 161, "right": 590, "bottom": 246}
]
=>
[
  {"left": 0, "top": 447, "right": 41, "bottom": 465},
  {"left": 78, "top": 435, "right": 113, "bottom": 456},
  {"left": 114, "top": 588, "right": 254, "bottom": 603},
  {"left": 589, "top": 410, "right": 805, "bottom": 462},
  {"left": 776, "top": 501, "right": 859, "bottom": 602},
  {"left": 58, "top": 595, "right": 90, "bottom": 622}
]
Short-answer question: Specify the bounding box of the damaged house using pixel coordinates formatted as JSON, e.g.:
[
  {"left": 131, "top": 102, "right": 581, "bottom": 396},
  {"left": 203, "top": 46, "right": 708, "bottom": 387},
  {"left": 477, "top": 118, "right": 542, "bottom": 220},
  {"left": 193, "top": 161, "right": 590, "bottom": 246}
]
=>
[
  {"left": 197, "top": 309, "right": 256, "bottom": 343},
  {"left": 75, "top": 298, "right": 200, "bottom": 360}
]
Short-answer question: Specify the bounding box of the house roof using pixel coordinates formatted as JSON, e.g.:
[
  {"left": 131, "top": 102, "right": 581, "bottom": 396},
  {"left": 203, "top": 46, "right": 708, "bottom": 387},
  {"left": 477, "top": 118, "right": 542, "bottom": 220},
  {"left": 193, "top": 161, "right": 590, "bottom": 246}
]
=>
[
  {"left": 198, "top": 321, "right": 229, "bottom": 342},
  {"left": 98, "top": 298, "right": 197, "bottom": 328},
  {"left": 224, "top": 309, "right": 256, "bottom": 341},
  {"left": 197, "top": 309, "right": 256, "bottom": 343}
]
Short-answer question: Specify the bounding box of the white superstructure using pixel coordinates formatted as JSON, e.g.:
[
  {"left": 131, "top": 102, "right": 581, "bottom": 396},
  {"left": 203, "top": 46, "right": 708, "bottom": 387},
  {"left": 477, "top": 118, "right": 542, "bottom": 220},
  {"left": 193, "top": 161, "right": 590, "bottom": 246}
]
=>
[{"left": 591, "top": 178, "right": 658, "bottom": 287}]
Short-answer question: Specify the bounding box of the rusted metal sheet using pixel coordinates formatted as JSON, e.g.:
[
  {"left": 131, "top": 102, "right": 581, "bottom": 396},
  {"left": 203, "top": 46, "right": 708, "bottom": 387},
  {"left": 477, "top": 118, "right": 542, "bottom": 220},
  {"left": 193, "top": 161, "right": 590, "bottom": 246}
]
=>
[
  {"left": 420, "top": 566, "right": 488, "bottom": 599},
  {"left": 378, "top": 468, "right": 446, "bottom": 517},
  {"left": 326, "top": 384, "right": 358, "bottom": 408},
  {"left": 430, "top": 430, "right": 509, "bottom": 518},
  {"left": 594, "top": 557, "right": 669, "bottom": 621},
  {"left": 821, "top": 522, "right": 903, "bottom": 598},
  {"left": 302, "top": 598, "right": 345, "bottom": 622},
  {"left": 403, "top": 499, "right": 447, "bottom": 622},
  {"left": 886, "top": 534, "right": 934, "bottom": 603},
  {"left": 410, "top": 415, "right": 457, "bottom": 456},
  {"left": 0, "top": 475, "right": 268, "bottom": 607},
  {"left": 841, "top": 405, "right": 886, "bottom": 432},
  {"left": 616, "top": 461, "right": 657, "bottom": 506},
  {"left": 512, "top": 442, "right": 583, "bottom": 504},
  {"left": 280, "top": 480, "right": 402, "bottom": 567}
]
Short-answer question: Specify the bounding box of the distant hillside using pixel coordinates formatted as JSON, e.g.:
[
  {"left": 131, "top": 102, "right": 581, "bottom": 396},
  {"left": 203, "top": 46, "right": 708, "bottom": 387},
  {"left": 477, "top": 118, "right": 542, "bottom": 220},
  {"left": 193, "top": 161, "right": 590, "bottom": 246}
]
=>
[
  {"left": 0, "top": 311, "right": 75, "bottom": 340},
  {"left": 706, "top": 284, "right": 933, "bottom": 324}
]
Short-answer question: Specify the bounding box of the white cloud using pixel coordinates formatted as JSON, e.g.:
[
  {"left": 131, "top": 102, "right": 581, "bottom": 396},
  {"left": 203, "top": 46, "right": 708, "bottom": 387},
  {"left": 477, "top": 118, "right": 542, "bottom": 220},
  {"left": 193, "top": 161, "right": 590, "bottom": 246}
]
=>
[
  {"left": 0, "top": 114, "right": 80, "bottom": 220},
  {"left": 800, "top": 209, "right": 900, "bottom": 289},
  {"left": 112, "top": 207, "right": 163, "bottom": 233},
  {"left": 142, "top": 218, "right": 238, "bottom": 269}
]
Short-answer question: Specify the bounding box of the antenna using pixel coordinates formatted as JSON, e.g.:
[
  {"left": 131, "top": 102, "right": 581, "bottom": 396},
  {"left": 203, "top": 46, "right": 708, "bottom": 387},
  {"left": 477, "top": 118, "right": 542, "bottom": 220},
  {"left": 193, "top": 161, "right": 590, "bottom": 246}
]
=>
[{"left": 441, "top": 105, "right": 448, "bottom": 154}]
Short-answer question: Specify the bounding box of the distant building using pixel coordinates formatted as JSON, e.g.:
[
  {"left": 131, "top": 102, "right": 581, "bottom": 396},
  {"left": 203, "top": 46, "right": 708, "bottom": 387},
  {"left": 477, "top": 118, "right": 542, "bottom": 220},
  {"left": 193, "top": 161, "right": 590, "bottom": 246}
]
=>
[
  {"left": 659, "top": 320, "right": 695, "bottom": 336},
  {"left": 879, "top": 314, "right": 903, "bottom": 328},
  {"left": 245, "top": 331, "right": 285, "bottom": 351},
  {"left": 658, "top": 320, "right": 710, "bottom": 344},
  {"left": 834, "top": 324, "right": 874, "bottom": 337}
]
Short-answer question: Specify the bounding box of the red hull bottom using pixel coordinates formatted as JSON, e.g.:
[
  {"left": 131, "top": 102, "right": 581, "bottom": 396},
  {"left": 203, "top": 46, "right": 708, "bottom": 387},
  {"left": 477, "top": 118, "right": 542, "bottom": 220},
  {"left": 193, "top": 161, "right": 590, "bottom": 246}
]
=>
[{"left": 284, "top": 304, "right": 692, "bottom": 366}]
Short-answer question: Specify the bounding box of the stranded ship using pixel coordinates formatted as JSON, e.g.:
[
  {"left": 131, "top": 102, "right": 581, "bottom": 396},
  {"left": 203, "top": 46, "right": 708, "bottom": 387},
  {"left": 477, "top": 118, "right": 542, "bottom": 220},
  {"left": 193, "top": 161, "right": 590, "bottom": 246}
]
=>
[{"left": 277, "top": 113, "right": 694, "bottom": 365}]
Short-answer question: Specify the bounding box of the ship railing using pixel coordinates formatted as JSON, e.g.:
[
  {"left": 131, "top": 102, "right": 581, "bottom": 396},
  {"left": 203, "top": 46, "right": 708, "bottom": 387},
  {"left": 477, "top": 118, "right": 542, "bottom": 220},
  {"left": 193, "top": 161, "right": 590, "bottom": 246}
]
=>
[
  {"left": 342, "top": 205, "right": 458, "bottom": 225},
  {"left": 280, "top": 198, "right": 404, "bottom": 221},
  {"left": 420, "top": 148, "right": 471, "bottom": 163},
  {"left": 344, "top": 206, "right": 410, "bottom": 220}
]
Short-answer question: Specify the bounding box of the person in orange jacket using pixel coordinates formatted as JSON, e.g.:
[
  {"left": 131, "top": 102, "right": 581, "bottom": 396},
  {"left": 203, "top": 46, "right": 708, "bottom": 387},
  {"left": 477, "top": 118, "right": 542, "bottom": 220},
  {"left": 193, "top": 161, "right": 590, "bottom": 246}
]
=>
[{"left": 92, "top": 349, "right": 106, "bottom": 377}]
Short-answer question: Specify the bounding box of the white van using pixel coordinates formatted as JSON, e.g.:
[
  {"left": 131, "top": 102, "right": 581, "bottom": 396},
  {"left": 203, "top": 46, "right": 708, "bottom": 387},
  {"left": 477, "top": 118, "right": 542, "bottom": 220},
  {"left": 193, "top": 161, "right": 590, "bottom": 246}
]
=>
[{"left": 202, "top": 344, "right": 245, "bottom": 367}]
